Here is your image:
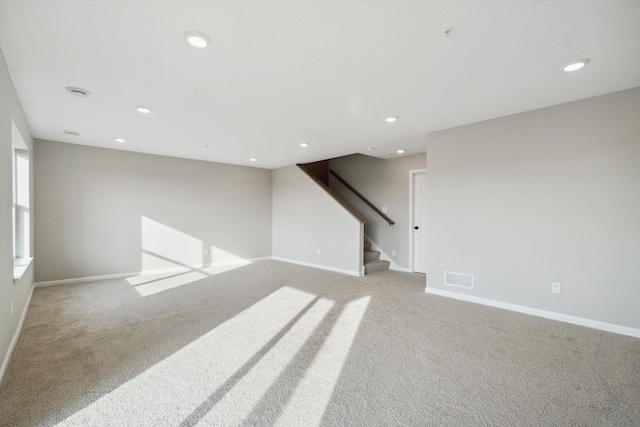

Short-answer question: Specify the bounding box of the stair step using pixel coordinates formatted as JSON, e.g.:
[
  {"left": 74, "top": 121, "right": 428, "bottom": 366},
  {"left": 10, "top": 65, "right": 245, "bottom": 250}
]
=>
[
  {"left": 364, "top": 259, "right": 390, "bottom": 274},
  {"left": 364, "top": 250, "right": 380, "bottom": 263},
  {"left": 363, "top": 241, "right": 371, "bottom": 251}
]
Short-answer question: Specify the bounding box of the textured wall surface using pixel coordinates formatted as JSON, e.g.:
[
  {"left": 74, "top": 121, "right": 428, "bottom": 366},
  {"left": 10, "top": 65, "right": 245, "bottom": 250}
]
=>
[
  {"left": 425, "top": 88, "right": 640, "bottom": 328},
  {"left": 34, "top": 140, "right": 272, "bottom": 282},
  {"left": 272, "top": 165, "right": 362, "bottom": 275}
]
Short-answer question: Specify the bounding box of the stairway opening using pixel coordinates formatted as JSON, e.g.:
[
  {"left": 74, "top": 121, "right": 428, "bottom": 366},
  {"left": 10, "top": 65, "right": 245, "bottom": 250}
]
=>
[{"left": 363, "top": 239, "right": 390, "bottom": 274}]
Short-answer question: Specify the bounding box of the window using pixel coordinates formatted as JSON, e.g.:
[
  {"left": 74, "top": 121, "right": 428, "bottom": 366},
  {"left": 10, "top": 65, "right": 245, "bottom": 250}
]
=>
[{"left": 12, "top": 120, "right": 31, "bottom": 280}]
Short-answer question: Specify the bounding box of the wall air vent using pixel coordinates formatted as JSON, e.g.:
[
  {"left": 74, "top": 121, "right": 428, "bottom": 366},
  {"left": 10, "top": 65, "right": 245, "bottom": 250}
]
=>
[
  {"left": 65, "top": 86, "right": 91, "bottom": 97},
  {"left": 445, "top": 271, "right": 474, "bottom": 289}
]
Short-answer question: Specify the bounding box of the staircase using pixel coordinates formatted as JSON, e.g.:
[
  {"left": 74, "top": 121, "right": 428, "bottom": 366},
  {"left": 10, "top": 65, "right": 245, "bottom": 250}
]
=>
[{"left": 364, "top": 240, "right": 390, "bottom": 274}]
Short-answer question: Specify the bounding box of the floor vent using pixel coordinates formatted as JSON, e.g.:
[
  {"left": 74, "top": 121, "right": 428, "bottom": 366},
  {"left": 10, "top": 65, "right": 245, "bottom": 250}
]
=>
[{"left": 445, "top": 271, "right": 474, "bottom": 289}]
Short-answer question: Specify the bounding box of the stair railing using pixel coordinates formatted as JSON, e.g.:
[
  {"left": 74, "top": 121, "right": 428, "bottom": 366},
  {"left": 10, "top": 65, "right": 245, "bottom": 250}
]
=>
[
  {"left": 329, "top": 169, "right": 395, "bottom": 225},
  {"left": 297, "top": 165, "right": 366, "bottom": 224}
]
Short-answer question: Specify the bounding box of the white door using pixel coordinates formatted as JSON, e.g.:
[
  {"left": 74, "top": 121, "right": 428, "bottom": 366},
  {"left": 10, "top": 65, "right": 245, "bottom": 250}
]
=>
[{"left": 413, "top": 172, "right": 427, "bottom": 273}]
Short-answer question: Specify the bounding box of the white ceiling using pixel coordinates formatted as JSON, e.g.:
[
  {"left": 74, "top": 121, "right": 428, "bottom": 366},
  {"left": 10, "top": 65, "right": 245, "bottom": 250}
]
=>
[{"left": 1, "top": 1, "right": 639, "bottom": 169}]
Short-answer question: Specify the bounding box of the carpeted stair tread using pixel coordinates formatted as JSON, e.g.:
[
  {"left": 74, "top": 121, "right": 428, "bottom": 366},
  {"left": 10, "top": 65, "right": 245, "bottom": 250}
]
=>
[
  {"left": 363, "top": 240, "right": 390, "bottom": 274},
  {"left": 364, "top": 250, "right": 380, "bottom": 263},
  {"left": 364, "top": 259, "right": 391, "bottom": 274}
]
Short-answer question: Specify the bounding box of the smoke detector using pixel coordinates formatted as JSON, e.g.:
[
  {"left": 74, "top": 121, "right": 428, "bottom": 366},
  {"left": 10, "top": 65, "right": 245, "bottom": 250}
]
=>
[{"left": 65, "top": 87, "right": 91, "bottom": 97}]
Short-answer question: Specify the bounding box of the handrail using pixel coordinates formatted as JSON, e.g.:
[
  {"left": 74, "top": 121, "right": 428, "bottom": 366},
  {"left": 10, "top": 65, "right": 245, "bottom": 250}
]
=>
[
  {"left": 297, "top": 165, "right": 366, "bottom": 224},
  {"left": 329, "top": 169, "right": 395, "bottom": 225}
]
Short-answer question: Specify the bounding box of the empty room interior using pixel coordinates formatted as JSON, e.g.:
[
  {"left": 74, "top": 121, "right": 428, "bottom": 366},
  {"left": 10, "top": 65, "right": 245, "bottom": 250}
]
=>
[{"left": 1, "top": 1, "right": 639, "bottom": 426}]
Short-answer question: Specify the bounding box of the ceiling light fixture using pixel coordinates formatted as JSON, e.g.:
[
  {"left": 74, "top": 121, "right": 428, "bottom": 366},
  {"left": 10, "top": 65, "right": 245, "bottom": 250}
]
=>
[
  {"left": 184, "top": 31, "right": 211, "bottom": 48},
  {"left": 65, "top": 86, "right": 91, "bottom": 97},
  {"left": 300, "top": 143, "right": 310, "bottom": 147},
  {"left": 385, "top": 116, "right": 398, "bottom": 123},
  {"left": 564, "top": 59, "right": 589, "bottom": 72},
  {"left": 396, "top": 149, "right": 405, "bottom": 154},
  {"left": 249, "top": 158, "right": 257, "bottom": 162},
  {"left": 64, "top": 130, "right": 80, "bottom": 136},
  {"left": 367, "top": 147, "right": 376, "bottom": 151},
  {"left": 114, "top": 138, "right": 126, "bottom": 143},
  {"left": 136, "top": 106, "right": 152, "bottom": 114}
]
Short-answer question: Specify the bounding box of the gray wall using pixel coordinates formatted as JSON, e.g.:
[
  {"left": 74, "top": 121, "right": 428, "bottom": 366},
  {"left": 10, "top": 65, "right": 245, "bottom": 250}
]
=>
[
  {"left": 272, "top": 165, "right": 363, "bottom": 275},
  {"left": 0, "top": 47, "right": 34, "bottom": 380},
  {"left": 34, "top": 140, "right": 272, "bottom": 282},
  {"left": 329, "top": 153, "right": 426, "bottom": 270},
  {"left": 425, "top": 88, "right": 640, "bottom": 329}
]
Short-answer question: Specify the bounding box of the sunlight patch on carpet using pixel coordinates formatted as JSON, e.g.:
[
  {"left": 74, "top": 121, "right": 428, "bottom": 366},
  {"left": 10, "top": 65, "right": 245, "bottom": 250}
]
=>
[
  {"left": 128, "top": 270, "right": 209, "bottom": 296},
  {"left": 57, "top": 286, "right": 318, "bottom": 426},
  {"left": 192, "top": 297, "right": 336, "bottom": 424},
  {"left": 273, "top": 296, "right": 371, "bottom": 427},
  {"left": 126, "top": 262, "right": 249, "bottom": 296}
]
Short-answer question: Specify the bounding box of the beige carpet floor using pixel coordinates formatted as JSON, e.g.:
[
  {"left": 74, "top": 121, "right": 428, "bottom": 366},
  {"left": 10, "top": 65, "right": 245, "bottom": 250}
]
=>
[{"left": 0, "top": 260, "right": 639, "bottom": 426}]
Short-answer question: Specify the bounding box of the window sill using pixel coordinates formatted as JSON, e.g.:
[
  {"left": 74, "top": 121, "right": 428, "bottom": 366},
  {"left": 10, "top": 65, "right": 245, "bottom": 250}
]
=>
[{"left": 13, "top": 257, "right": 33, "bottom": 282}]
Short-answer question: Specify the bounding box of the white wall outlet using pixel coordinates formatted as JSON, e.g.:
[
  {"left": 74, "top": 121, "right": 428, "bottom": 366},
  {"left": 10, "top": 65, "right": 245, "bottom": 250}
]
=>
[
  {"left": 391, "top": 250, "right": 396, "bottom": 257},
  {"left": 381, "top": 207, "right": 388, "bottom": 213},
  {"left": 316, "top": 248, "right": 321, "bottom": 255},
  {"left": 203, "top": 248, "right": 209, "bottom": 255},
  {"left": 551, "top": 282, "right": 560, "bottom": 294}
]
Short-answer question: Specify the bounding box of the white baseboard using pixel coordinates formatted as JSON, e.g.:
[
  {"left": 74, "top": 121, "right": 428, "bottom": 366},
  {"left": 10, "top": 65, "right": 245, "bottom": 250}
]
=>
[
  {"left": 35, "top": 257, "right": 273, "bottom": 288},
  {"left": 272, "top": 256, "right": 362, "bottom": 277},
  {"left": 424, "top": 287, "right": 640, "bottom": 339},
  {"left": 389, "top": 266, "right": 412, "bottom": 273},
  {"left": 0, "top": 284, "right": 35, "bottom": 385}
]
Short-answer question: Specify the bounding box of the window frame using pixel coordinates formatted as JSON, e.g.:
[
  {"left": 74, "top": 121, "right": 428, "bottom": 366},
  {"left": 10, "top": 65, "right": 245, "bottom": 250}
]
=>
[{"left": 11, "top": 121, "right": 32, "bottom": 281}]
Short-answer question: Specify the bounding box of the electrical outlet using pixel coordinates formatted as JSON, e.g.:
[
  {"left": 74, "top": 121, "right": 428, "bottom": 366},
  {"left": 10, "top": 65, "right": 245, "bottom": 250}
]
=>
[
  {"left": 381, "top": 207, "right": 388, "bottom": 213},
  {"left": 391, "top": 250, "right": 396, "bottom": 257},
  {"left": 316, "top": 248, "right": 321, "bottom": 255},
  {"left": 203, "top": 248, "right": 209, "bottom": 255},
  {"left": 551, "top": 282, "right": 560, "bottom": 294}
]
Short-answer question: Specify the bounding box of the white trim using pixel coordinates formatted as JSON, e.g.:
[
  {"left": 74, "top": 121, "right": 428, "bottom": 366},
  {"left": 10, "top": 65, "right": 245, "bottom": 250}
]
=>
[
  {"left": 408, "top": 168, "right": 427, "bottom": 273},
  {"left": 272, "top": 256, "right": 362, "bottom": 277},
  {"left": 424, "top": 287, "right": 640, "bottom": 339},
  {"left": 390, "top": 266, "right": 412, "bottom": 273},
  {"left": 13, "top": 257, "right": 33, "bottom": 281},
  {"left": 35, "top": 257, "right": 274, "bottom": 288},
  {"left": 0, "top": 284, "right": 35, "bottom": 385}
]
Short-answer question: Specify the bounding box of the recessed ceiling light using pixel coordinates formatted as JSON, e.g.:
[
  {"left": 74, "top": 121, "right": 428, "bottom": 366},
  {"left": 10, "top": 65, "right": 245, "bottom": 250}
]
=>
[
  {"left": 396, "top": 149, "right": 405, "bottom": 154},
  {"left": 385, "top": 116, "right": 398, "bottom": 123},
  {"left": 184, "top": 31, "right": 211, "bottom": 48},
  {"left": 300, "top": 143, "right": 310, "bottom": 147},
  {"left": 564, "top": 59, "right": 589, "bottom": 72},
  {"left": 114, "top": 138, "right": 126, "bottom": 143},
  {"left": 367, "top": 146, "right": 376, "bottom": 151},
  {"left": 63, "top": 130, "right": 80, "bottom": 136},
  {"left": 65, "top": 87, "right": 91, "bottom": 97},
  {"left": 249, "top": 158, "right": 257, "bottom": 162},
  {"left": 135, "top": 106, "right": 152, "bottom": 114}
]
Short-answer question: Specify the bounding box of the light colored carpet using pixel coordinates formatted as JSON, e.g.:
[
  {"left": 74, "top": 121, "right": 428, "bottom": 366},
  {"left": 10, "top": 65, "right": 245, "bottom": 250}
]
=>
[{"left": 0, "top": 260, "right": 639, "bottom": 426}]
